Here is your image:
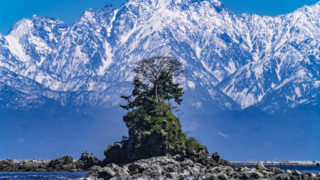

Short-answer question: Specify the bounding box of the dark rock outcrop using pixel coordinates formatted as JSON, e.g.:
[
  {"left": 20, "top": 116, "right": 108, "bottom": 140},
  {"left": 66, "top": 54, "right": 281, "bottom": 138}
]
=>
[
  {"left": 0, "top": 159, "right": 14, "bottom": 171},
  {"left": 212, "top": 152, "right": 232, "bottom": 167},
  {"left": 0, "top": 152, "right": 100, "bottom": 172},
  {"left": 76, "top": 151, "right": 100, "bottom": 170},
  {"left": 47, "top": 156, "right": 77, "bottom": 171}
]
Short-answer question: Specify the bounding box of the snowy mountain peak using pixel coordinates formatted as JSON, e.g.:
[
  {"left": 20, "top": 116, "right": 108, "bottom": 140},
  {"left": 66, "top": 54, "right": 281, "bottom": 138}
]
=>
[
  {"left": 123, "top": 0, "right": 223, "bottom": 10},
  {"left": 8, "top": 18, "right": 33, "bottom": 37},
  {"left": 1, "top": 0, "right": 320, "bottom": 113}
]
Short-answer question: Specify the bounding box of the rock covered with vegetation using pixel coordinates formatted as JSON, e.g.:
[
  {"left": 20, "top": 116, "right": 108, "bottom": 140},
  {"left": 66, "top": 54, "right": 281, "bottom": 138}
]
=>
[
  {"left": 103, "top": 57, "right": 214, "bottom": 165},
  {"left": 103, "top": 99, "right": 211, "bottom": 164}
]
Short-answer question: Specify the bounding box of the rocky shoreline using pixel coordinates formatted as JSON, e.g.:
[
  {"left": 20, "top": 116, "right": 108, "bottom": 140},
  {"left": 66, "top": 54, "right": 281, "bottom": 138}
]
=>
[
  {"left": 232, "top": 161, "right": 320, "bottom": 167},
  {"left": 84, "top": 153, "right": 320, "bottom": 180},
  {"left": 0, "top": 152, "right": 99, "bottom": 172},
  {"left": 1, "top": 150, "right": 320, "bottom": 180},
  {"left": 2, "top": 153, "right": 320, "bottom": 180}
]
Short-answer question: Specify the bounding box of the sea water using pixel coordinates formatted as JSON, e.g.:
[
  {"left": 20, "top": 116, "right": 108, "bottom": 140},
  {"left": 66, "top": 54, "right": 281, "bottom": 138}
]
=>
[
  {"left": 1, "top": 167, "right": 320, "bottom": 179},
  {"left": 276, "top": 166, "right": 320, "bottom": 173},
  {"left": 0, "top": 172, "right": 88, "bottom": 179}
]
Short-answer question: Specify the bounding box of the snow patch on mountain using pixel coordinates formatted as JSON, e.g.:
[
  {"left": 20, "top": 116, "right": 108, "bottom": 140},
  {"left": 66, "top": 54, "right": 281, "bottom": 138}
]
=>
[{"left": 1, "top": 0, "right": 320, "bottom": 113}]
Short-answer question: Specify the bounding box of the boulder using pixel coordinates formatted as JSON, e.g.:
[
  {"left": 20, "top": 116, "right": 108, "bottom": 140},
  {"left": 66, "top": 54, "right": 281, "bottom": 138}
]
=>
[
  {"left": 89, "top": 165, "right": 102, "bottom": 171},
  {"left": 167, "top": 172, "right": 179, "bottom": 179},
  {"left": 290, "top": 174, "right": 301, "bottom": 180},
  {"left": 76, "top": 151, "right": 100, "bottom": 170},
  {"left": 251, "top": 171, "right": 264, "bottom": 179},
  {"left": 182, "top": 169, "right": 191, "bottom": 176},
  {"left": 47, "top": 156, "right": 75, "bottom": 171},
  {"left": 302, "top": 172, "right": 317, "bottom": 180},
  {"left": 212, "top": 152, "right": 220, "bottom": 162},
  {"left": 190, "top": 166, "right": 200, "bottom": 176},
  {"left": 217, "top": 173, "right": 229, "bottom": 180},
  {"left": 270, "top": 167, "right": 285, "bottom": 175},
  {"left": 276, "top": 173, "right": 290, "bottom": 180},
  {"left": 181, "top": 159, "right": 194, "bottom": 167},
  {"left": 292, "top": 170, "right": 302, "bottom": 176},
  {"left": 128, "top": 163, "right": 148, "bottom": 174},
  {"left": 0, "top": 159, "right": 14, "bottom": 171},
  {"left": 164, "top": 163, "right": 178, "bottom": 172},
  {"left": 240, "top": 171, "right": 251, "bottom": 179},
  {"left": 17, "top": 160, "right": 38, "bottom": 171},
  {"left": 211, "top": 152, "right": 232, "bottom": 166},
  {"left": 256, "top": 161, "right": 265, "bottom": 171},
  {"left": 98, "top": 167, "right": 116, "bottom": 179}
]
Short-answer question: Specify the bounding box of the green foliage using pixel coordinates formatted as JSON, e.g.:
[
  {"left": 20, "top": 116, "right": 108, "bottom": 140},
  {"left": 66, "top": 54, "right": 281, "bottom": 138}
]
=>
[
  {"left": 120, "top": 78, "right": 151, "bottom": 110},
  {"left": 152, "top": 73, "right": 184, "bottom": 105},
  {"left": 121, "top": 56, "right": 184, "bottom": 111},
  {"left": 120, "top": 56, "right": 188, "bottom": 150},
  {"left": 123, "top": 100, "right": 184, "bottom": 138},
  {"left": 185, "top": 136, "right": 205, "bottom": 154},
  {"left": 108, "top": 56, "right": 206, "bottom": 162}
]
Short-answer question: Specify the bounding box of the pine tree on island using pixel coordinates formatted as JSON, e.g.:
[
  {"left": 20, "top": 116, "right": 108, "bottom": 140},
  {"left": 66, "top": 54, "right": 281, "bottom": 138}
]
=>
[{"left": 103, "top": 56, "right": 214, "bottom": 165}]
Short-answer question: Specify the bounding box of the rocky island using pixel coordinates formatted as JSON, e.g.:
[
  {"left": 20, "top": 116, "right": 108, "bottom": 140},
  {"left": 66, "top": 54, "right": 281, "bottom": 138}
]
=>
[{"left": 84, "top": 57, "right": 320, "bottom": 180}]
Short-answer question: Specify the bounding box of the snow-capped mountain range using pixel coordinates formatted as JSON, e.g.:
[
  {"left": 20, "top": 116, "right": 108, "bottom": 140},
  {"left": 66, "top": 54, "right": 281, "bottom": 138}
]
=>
[{"left": 1, "top": 0, "right": 320, "bottom": 113}]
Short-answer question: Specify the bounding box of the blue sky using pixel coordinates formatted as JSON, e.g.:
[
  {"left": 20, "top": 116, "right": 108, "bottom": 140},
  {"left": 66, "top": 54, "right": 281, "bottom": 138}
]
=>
[{"left": 0, "top": 0, "right": 319, "bottom": 34}]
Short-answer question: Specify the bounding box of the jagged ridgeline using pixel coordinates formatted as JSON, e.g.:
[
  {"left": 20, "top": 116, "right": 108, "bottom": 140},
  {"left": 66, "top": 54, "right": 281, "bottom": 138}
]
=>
[{"left": 103, "top": 57, "right": 206, "bottom": 164}]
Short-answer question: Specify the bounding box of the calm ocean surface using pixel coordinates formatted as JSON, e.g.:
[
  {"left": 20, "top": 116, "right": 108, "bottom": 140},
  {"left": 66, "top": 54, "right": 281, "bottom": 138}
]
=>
[{"left": 0, "top": 172, "right": 88, "bottom": 179}]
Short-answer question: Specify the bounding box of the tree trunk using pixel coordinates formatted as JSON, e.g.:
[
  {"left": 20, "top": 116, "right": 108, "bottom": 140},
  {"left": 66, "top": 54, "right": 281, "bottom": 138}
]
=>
[{"left": 155, "top": 83, "right": 158, "bottom": 104}]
